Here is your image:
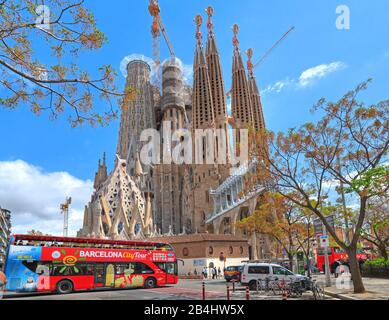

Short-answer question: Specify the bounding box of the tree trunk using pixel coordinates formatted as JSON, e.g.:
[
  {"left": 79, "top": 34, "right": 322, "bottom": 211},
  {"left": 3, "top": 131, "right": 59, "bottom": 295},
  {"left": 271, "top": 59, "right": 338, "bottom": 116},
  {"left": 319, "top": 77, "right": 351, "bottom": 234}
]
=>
[
  {"left": 378, "top": 244, "right": 388, "bottom": 261},
  {"left": 288, "top": 253, "right": 294, "bottom": 272},
  {"left": 346, "top": 246, "right": 366, "bottom": 294}
]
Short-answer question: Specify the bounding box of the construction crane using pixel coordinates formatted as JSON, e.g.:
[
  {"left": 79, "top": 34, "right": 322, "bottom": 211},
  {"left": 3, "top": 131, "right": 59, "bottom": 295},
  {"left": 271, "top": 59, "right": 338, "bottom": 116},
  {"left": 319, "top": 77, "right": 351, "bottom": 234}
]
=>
[
  {"left": 227, "top": 26, "right": 295, "bottom": 96},
  {"left": 148, "top": 0, "right": 175, "bottom": 88},
  {"left": 253, "top": 26, "right": 295, "bottom": 70},
  {"left": 60, "top": 197, "right": 72, "bottom": 237}
]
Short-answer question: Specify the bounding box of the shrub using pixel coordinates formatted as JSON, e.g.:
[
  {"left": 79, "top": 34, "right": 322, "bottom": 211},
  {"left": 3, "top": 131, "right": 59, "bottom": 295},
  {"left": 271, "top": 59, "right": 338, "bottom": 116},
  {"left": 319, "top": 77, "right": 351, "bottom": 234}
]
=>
[{"left": 365, "top": 258, "right": 389, "bottom": 267}]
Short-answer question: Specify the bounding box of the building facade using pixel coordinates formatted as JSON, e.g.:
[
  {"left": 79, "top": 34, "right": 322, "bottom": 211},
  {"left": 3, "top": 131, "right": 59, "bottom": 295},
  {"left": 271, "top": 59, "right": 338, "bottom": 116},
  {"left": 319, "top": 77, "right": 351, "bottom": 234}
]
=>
[
  {"left": 150, "top": 234, "right": 250, "bottom": 276},
  {"left": 79, "top": 6, "right": 269, "bottom": 257},
  {"left": 0, "top": 207, "right": 11, "bottom": 270}
]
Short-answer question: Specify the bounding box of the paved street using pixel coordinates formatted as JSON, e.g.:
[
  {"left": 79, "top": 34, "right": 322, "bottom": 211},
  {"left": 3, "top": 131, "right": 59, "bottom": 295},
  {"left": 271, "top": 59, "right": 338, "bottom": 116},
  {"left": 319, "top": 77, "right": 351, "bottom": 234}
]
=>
[
  {"left": 2, "top": 279, "right": 334, "bottom": 300},
  {"left": 312, "top": 275, "right": 389, "bottom": 300}
]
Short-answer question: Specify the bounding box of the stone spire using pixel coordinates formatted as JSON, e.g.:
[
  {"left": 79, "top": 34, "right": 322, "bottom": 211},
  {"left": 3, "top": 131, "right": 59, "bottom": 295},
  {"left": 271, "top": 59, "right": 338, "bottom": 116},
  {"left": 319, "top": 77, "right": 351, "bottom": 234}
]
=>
[
  {"left": 231, "top": 24, "right": 254, "bottom": 129},
  {"left": 247, "top": 48, "right": 266, "bottom": 133},
  {"left": 205, "top": 6, "right": 230, "bottom": 180},
  {"left": 205, "top": 6, "right": 228, "bottom": 128},
  {"left": 93, "top": 153, "right": 108, "bottom": 190},
  {"left": 192, "top": 14, "right": 215, "bottom": 130}
]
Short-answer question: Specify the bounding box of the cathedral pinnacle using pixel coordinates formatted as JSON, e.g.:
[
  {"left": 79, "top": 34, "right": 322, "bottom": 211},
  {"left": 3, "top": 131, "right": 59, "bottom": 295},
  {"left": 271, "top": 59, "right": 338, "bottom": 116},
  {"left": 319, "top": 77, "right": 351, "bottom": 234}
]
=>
[
  {"left": 194, "top": 15, "right": 203, "bottom": 45},
  {"left": 206, "top": 6, "right": 214, "bottom": 34},
  {"left": 247, "top": 48, "right": 254, "bottom": 77},
  {"left": 232, "top": 24, "right": 240, "bottom": 50}
]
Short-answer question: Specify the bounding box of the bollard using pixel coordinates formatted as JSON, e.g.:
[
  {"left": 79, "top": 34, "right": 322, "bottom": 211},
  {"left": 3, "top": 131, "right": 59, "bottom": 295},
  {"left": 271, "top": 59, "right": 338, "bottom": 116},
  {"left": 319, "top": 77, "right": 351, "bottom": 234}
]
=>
[
  {"left": 202, "top": 281, "right": 206, "bottom": 300},
  {"left": 227, "top": 284, "right": 230, "bottom": 301},
  {"left": 246, "top": 286, "right": 250, "bottom": 300}
]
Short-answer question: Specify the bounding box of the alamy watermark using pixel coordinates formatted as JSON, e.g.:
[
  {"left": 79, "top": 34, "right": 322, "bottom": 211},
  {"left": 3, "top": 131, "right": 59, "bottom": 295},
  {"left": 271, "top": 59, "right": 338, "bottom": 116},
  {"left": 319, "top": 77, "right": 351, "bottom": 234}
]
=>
[
  {"left": 138, "top": 122, "right": 249, "bottom": 169},
  {"left": 336, "top": 5, "right": 351, "bottom": 30},
  {"left": 35, "top": 5, "right": 51, "bottom": 30}
]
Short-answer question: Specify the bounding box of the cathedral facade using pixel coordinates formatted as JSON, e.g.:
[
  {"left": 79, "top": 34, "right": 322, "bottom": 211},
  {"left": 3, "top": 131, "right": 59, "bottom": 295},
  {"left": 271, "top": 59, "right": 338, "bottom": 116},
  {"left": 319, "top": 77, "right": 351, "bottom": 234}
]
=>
[{"left": 78, "top": 7, "right": 268, "bottom": 257}]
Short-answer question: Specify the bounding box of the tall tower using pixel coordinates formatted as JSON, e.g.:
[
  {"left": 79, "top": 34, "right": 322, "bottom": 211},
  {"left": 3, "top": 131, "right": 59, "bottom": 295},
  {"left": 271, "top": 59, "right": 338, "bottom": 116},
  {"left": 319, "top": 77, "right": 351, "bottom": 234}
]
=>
[
  {"left": 205, "top": 6, "right": 230, "bottom": 181},
  {"left": 231, "top": 24, "right": 254, "bottom": 130},
  {"left": 192, "top": 15, "right": 215, "bottom": 131},
  {"left": 155, "top": 58, "right": 187, "bottom": 234},
  {"left": 117, "top": 60, "right": 156, "bottom": 173},
  {"left": 191, "top": 15, "right": 219, "bottom": 233},
  {"left": 247, "top": 49, "right": 266, "bottom": 133}
]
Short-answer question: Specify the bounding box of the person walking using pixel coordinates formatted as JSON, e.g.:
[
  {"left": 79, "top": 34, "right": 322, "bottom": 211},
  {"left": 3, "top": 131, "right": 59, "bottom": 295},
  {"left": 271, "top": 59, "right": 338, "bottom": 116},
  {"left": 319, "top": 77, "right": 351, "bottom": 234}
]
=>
[
  {"left": 203, "top": 267, "right": 208, "bottom": 280},
  {"left": 217, "top": 267, "right": 222, "bottom": 279},
  {"left": 0, "top": 270, "right": 7, "bottom": 299}
]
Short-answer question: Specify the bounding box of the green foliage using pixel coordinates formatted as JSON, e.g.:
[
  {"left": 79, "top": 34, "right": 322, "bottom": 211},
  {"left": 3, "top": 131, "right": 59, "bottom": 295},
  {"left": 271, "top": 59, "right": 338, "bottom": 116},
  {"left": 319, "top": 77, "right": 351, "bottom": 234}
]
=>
[
  {"left": 365, "top": 258, "right": 389, "bottom": 267},
  {"left": 345, "top": 165, "right": 389, "bottom": 196}
]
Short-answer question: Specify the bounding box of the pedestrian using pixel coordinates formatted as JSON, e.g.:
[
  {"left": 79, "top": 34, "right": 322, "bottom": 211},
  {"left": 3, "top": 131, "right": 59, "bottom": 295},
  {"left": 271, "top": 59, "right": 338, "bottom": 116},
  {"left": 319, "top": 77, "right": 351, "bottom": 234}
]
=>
[
  {"left": 213, "top": 267, "right": 217, "bottom": 280},
  {"left": 194, "top": 268, "right": 198, "bottom": 276},
  {"left": 0, "top": 270, "right": 7, "bottom": 298},
  {"left": 218, "top": 267, "right": 222, "bottom": 279},
  {"left": 332, "top": 260, "right": 341, "bottom": 278},
  {"left": 203, "top": 267, "right": 208, "bottom": 280}
]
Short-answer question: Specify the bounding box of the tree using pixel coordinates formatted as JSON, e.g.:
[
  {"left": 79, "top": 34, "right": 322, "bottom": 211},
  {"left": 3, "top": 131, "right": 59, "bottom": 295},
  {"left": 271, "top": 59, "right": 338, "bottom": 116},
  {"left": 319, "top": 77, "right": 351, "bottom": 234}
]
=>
[
  {"left": 361, "top": 196, "right": 389, "bottom": 260},
  {"left": 264, "top": 80, "right": 389, "bottom": 293},
  {"left": 237, "top": 192, "right": 310, "bottom": 271},
  {"left": 0, "top": 0, "right": 134, "bottom": 127},
  {"left": 27, "top": 229, "right": 51, "bottom": 236}
]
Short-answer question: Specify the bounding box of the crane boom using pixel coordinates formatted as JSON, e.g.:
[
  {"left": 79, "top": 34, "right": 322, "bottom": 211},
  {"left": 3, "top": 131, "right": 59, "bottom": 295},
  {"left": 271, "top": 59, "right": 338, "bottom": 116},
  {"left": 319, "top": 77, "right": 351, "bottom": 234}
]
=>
[
  {"left": 159, "top": 18, "right": 175, "bottom": 57},
  {"left": 227, "top": 26, "right": 295, "bottom": 97},
  {"left": 253, "top": 26, "right": 295, "bottom": 69}
]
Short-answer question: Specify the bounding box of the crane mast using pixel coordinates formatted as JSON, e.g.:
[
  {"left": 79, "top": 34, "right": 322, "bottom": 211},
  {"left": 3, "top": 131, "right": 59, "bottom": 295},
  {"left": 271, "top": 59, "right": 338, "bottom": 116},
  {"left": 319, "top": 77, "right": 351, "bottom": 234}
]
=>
[{"left": 148, "top": 0, "right": 175, "bottom": 89}]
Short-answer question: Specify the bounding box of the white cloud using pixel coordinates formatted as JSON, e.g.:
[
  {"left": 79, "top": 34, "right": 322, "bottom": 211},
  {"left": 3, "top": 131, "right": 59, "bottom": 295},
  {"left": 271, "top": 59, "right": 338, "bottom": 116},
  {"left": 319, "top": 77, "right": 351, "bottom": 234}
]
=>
[
  {"left": 182, "top": 63, "right": 193, "bottom": 85},
  {"left": 262, "top": 78, "right": 295, "bottom": 95},
  {"left": 298, "top": 62, "right": 346, "bottom": 87},
  {"left": 0, "top": 160, "right": 93, "bottom": 237},
  {"left": 261, "top": 61, "right": 346, "bottom": 95}
]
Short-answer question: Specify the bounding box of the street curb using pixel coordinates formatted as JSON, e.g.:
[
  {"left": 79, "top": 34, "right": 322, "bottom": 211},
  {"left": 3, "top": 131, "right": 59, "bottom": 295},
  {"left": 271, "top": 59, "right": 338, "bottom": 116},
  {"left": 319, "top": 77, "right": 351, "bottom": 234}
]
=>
[
  {"left": 324, "top": 290, "right": 388, "bottom": 301},
  {"left": 324, "top": 290, "right": 359, "bottom": 300}
]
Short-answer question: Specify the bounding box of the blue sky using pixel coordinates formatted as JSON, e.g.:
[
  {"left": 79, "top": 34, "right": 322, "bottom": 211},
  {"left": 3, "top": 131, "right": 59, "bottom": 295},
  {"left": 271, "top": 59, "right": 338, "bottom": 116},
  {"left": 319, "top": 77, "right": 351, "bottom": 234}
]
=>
[{"left": 0, "top": 0, "right": 388, "bottom": 234}]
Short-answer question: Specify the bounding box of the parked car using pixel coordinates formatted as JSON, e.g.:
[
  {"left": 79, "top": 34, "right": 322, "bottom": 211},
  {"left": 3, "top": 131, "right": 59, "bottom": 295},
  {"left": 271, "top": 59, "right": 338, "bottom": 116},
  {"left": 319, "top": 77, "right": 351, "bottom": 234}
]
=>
[
  {"left": 240, "top": 263, "right": 309, "bottom": 290},
  {"left": 224, "top": 266, "right": 243, "bottom": 282}
]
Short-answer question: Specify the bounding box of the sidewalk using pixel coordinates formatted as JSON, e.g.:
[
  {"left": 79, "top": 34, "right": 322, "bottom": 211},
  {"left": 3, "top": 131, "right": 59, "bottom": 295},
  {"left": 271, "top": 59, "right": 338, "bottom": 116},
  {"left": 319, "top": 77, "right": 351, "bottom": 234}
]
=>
[{"left": 313, "top": 275, "right": 389, "bottom": 300}]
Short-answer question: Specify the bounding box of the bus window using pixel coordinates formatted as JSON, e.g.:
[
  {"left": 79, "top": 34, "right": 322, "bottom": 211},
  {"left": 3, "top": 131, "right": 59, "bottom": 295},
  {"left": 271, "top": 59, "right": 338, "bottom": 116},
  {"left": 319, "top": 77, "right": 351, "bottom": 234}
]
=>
[
  {"left": 166, "top": 263, "right": 177, "bottom": 275},
  {"left": 21, "top": 261, "right": 50, "bottom": 274},
  {"left": 22, "top": 261, "right": 38, "bottom": 273},
  {"left": 116, "top": 264, "right": 131, "bottom": 275},
  {"left": 133, "top": 263, "right": 154, "bottom": 275},
  {"left": 52, "top": 265, "right": 73, "bottom": 276},
  {"left": 155, "top": 263, "right": 177, "bottom": 275}
]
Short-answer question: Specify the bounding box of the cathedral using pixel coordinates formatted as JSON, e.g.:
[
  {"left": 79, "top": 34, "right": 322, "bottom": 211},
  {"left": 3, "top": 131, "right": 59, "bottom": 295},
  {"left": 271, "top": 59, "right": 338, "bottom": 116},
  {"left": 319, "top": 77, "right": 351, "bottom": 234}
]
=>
[{"left": 78, "top": 7, "right": 269, "bottom": 257}]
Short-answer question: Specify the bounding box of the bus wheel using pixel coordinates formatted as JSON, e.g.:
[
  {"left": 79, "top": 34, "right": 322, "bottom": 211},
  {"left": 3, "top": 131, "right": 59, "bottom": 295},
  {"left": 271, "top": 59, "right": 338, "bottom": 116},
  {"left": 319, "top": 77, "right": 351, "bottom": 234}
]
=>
[
  {"left": 56, "top": 280, "right": 73, "bottom": 294},
  {"left": 144, "top": 277, "right": 157, "bottom": 289}
]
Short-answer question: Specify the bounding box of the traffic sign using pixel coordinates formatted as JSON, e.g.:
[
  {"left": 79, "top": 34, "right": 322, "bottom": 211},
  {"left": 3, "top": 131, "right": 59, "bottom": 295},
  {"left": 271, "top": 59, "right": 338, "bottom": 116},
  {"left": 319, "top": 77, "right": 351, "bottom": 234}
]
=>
[{"left": 320, "top": 235, "right": 329, "bottom": 248}]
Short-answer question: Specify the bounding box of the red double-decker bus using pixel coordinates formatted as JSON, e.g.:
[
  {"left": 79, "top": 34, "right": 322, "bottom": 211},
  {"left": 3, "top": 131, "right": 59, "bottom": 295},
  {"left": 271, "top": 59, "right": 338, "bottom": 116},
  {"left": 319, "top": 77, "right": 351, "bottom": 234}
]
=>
[
  {"left": 315, "top": 247, "right": 368, "bottom": 272},
  {"left": 4, "top": 235, "right": 178, "bottom": 294}
]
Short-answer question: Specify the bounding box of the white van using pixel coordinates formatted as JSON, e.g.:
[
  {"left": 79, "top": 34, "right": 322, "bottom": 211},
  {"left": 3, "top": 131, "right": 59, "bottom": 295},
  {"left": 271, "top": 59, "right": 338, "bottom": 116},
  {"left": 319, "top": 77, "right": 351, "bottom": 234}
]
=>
[{"left": 240, "top": 263, "right": 309, "bottom": 290}]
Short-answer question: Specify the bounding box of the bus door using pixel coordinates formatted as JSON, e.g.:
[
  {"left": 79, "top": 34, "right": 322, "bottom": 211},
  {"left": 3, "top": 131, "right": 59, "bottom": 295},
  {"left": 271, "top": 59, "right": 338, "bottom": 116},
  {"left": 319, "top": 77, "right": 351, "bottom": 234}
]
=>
[
  {"left": 165, "top": 263, "right": 178, "bottom": 284},
  {"left": 94, "top": 264, "right": 106, "bottom": 288},
  {"left": 94, "top": 263, "right": 115, "bottom": 288}
]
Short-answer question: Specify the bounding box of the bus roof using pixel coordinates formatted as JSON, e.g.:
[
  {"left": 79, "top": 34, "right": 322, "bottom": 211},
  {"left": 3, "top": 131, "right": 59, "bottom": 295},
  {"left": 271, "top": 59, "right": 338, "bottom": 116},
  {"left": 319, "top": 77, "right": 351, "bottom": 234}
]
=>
[{"left": 11, "top": 234, "right": 171, "bottom": 248}]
